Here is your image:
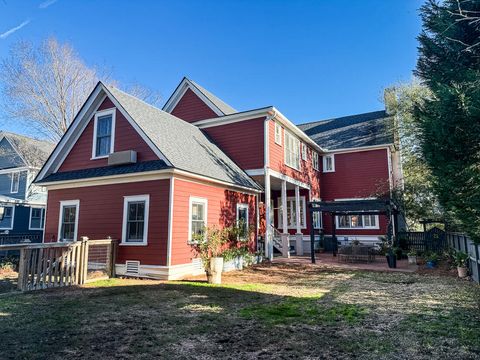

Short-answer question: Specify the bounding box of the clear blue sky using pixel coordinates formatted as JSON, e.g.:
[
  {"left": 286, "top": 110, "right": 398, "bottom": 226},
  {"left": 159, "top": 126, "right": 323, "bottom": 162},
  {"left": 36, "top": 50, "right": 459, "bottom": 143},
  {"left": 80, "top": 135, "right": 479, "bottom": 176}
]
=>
[{"left": 0, "top": 0, "right": 423, "bottom": 135}]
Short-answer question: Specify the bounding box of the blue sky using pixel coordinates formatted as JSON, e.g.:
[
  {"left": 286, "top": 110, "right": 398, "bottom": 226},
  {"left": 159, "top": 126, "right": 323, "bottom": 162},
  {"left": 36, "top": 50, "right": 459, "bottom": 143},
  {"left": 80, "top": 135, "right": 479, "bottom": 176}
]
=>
[{"left": 0, "top": 0, "right": 423, "bottom": 135}]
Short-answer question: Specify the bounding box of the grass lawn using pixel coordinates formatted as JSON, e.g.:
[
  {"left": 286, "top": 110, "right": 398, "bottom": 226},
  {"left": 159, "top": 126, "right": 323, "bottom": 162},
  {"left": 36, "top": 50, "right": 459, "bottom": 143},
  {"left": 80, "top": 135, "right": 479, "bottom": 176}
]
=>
[{"left": 0, "top": 263, "right": 479, "bottom": 359}]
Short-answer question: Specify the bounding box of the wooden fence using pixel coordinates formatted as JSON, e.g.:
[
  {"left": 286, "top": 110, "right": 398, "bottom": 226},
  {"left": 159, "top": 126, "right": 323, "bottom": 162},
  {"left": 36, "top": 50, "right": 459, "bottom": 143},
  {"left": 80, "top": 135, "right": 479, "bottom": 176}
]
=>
[
  {"left": 447, "top": 232, "right": 480, "bottom": 284},
  {"left": 397, "top": 228, "right": 448, "bottom": 253},
  {"left": 0, "top": 238, "right": 118, "bottom": 291}
]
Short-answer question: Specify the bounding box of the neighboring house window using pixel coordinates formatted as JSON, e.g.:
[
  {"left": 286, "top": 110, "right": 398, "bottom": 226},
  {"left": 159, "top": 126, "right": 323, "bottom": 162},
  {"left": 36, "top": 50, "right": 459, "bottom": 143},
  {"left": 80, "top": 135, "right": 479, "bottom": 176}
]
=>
[
  {"left": 58, "top": 200, "right": 79, "bottom": 242},
  {"left": 189, "top": 197, "right": 207, "bottom": 242},
  {"left": 284, "top": 130, "right": 300, "bottom": 170},
  {"left": 10, "top": 172, "right": 20, "bottom": 193},
  {"left": 278, "top": 196, "right": 306, "bottom": 229},
  {"left": 323, "top": 154, "right": 335, "bottom": 172},
  {"left": 274, "top": 122, "right": 282, "bottom": 145},
  {"left": 312, "top": 152, "right": 319, "bottom": 171},
  {"left": 29, "top": 207, "right": 45, "bottom": 230},
  {"left": 122, "top": 195, "right": 149, "bottom": 245},
  {"left": 301, "top": 143, "right": 307, "bottom": 161},
  {"left": 337, "top": 215, "right": 379, "bottom": 229},
  {"left": 0, "top": 206, "right": 14, "bottom": 230},
  {"left": 92, "top": 109, "right": 115, "bottom": 158},
  {"left": 236, "top": 203, "right": 249, "bottom": 240}
]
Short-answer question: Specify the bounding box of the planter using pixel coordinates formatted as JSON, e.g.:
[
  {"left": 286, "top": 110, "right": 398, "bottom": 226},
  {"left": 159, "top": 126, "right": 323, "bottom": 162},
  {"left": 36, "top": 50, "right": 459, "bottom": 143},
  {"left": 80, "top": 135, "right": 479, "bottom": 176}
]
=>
[
  {"left": 407, "top": 255, "right": 417, "bottom": 265},
  {"left": 222, "top": 259, "right": 236, "bottom": 272},
  {"left": 457, "top": 266, "right": 468, "bottom": 278},
  {"left": 426, "top": 260, "right": 437, "bottom": 269},
  {"left": 206, "top": 257, "right": 224, "bottom": 284},
  {"left": 386, "top": 254, "right": 397, "bottom": 268}
]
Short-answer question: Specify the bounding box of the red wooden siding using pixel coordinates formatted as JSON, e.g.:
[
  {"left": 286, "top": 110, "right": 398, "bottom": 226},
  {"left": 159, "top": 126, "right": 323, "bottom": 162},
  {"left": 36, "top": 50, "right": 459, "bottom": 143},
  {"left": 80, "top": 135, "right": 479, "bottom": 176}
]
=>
[
  {"left": 320, "top": 149, "right": 390, "bottom": 236},
  {"left": 171, "top": 178, "right": 257, "bottom": 266},
  {"left": 44, "top": 180, "right": 170, "bottom": 266},
  {"left": 59, "top": 97, "right": 158, "bottom": 172},
  {"left": 268, "top": 120, "right": 321, "bottom": 198},
  {"left": 202, "top": 117, "right": 265, "bottom": 170},
  {"left": 171, "top": 88, "right": 219, "bottom": 123}
]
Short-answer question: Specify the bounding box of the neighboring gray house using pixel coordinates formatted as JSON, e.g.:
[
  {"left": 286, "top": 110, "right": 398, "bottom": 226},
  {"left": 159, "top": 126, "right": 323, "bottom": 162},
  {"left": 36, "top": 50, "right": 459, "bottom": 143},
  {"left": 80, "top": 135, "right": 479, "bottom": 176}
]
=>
[{"left": 0, "top": 131, "right": 54, "bottom": 240}]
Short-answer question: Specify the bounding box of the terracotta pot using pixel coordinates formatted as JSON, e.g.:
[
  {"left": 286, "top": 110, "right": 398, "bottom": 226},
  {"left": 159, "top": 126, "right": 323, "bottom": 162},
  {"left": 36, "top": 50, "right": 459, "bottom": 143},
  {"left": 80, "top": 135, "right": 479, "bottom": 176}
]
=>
[
  {"left": 457, "top": 266, "right": 468, "bottom": 278},
  {"left": 206, "top": 257, "right": 224, "bottom": 284}
]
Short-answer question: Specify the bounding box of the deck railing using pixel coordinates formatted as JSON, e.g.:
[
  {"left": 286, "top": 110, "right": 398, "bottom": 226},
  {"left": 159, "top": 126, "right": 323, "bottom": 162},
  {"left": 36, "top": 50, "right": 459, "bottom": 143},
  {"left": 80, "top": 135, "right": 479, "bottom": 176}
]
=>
[{"left": 0, "top": 238, "right": 118, "bottom": 291}]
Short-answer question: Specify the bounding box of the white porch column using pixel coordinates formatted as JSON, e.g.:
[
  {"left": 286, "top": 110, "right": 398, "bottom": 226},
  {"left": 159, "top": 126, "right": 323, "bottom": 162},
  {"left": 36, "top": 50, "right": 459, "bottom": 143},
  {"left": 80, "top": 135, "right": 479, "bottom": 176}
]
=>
[
  {"left": 295, "top": 185, "right": 304, "bottom": 256},
  {"left": 281, "top": 180, "right": 288, "bottom": 234},
  {"left": 265, "top": 171, "right": 273, "bottom": 261}
]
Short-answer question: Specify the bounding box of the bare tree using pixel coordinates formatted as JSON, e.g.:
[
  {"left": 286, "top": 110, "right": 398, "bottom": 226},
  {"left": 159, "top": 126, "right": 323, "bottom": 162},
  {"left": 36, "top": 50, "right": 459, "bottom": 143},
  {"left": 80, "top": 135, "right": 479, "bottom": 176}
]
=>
[{"left": 0, "top": 38, "right": 162, "bottom": 142}]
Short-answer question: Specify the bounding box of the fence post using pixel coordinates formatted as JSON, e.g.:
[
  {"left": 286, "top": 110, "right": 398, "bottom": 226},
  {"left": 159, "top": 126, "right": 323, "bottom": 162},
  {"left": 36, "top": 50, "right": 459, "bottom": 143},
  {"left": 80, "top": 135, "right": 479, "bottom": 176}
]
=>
[
  {"left": 81, "top": 237, "right": 89, "bottom": 284},
  {"left": 17, "top": 247, "right": 26, "bottom": 291},
  {"left": 474, "top": 243, "right": 480, "bottom": 283}
]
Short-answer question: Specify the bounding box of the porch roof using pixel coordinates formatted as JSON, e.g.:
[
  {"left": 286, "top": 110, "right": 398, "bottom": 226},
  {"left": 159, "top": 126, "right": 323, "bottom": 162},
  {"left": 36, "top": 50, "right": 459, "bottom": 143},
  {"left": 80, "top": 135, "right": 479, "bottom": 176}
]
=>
[{"left": 309, "top": 199, "right": 397, "bottom": 215}]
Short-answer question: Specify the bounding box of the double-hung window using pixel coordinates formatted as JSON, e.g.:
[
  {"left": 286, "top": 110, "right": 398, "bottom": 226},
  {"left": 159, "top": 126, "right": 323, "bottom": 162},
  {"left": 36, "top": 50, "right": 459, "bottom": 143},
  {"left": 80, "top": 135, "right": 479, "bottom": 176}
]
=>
[
  {"left": 337, "top": 214, "right": 379, "bottom": 229},
  {"left": 58, "top": 200, "right": 79, "bottom": 242},
  {"left": 284, "top": 130, "right": 300, "bottom": 170},
  {"left": 122, "top": 195, "right": 149, "bottom": 245},
  {"left": 278, "top": 196, "right": 306, "bottom": 229},
  {"left": 10, "top": 172, "right": 20, "bottom": 193},
  {"left": 301, "top": 143, "right": 308, "bottom": 161},
  {"left": 189, "top": 197, "right": 207, "bottom": 242},
  {"left": 312, "top": 152, "right": 319, "bottom": 170},
  {"left": 29, "top": 207, "right": 45, "bottom": 230},
  {"left": 92, "top": 109, "right": 115, "bottom": 158},
  {"left": 323, "top": 154, "right": 335, "bottom": 172},
  {"left": 0, "top": 206, "right": 14, "bottom": 230},
  {"left": 274, "top": 122, "right": 282, "bottom": 145},
  {"left": 236, "top": 203, "right": 249, "bottom": 241}
]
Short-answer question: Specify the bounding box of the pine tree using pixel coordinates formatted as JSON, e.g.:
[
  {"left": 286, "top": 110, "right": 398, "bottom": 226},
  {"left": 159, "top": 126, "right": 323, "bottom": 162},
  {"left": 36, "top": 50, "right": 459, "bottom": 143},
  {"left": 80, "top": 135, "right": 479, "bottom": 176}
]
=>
[{"left": 415, "top": 0, "right": 480, "bottom": 242}]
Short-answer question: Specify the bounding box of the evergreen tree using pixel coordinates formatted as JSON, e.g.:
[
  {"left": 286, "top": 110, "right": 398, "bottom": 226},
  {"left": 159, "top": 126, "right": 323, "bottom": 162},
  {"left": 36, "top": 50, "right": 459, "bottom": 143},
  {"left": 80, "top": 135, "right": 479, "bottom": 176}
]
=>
[{"left": 415, "top": 0, "right": 480, "bottom": 241}]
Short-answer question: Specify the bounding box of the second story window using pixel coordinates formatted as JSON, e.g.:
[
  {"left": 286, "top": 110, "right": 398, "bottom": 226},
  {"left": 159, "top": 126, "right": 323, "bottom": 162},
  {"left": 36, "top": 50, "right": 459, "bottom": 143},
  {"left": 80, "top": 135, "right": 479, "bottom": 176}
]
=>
[
  {"left": 10, "top": 172, "right": 20, "bottom": 193},
  {"left": 323, "top": 154, "right": 335, "bottom": 172},
  {"left": 301, "top": 143, "right": 307, "bottom": 161},
  {"left": 92, "top": 109, "right": 115, "bottom": 158},
  {"left": 284, "top": 130, "right": 300, "bottom": 170},
  {"left": 274, "top": 122, "right": 282, "bottom": 145},
  {"left": 312, "top": 152, "right": 319, "bottom": 171}
]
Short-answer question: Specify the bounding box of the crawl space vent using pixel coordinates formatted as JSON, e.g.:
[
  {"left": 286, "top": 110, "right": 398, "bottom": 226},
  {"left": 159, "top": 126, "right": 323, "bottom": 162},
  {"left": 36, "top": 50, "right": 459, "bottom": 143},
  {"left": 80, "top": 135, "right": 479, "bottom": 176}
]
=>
[{"left": 125, "top": 261, "right": 140, "bottom": 276}]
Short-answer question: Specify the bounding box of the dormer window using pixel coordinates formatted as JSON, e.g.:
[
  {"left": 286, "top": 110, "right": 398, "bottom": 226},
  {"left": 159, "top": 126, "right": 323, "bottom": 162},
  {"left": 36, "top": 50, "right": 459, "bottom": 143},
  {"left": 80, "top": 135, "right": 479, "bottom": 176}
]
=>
[{"left": 92, "top": 109, "right": 115, "bottom": 159}]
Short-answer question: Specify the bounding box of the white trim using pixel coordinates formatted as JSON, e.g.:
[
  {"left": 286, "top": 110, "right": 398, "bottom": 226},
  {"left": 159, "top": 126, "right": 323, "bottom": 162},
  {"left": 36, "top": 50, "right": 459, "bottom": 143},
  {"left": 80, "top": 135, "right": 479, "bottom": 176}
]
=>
[
  {"left": 57, "top": 200, "right": 80, "bottom": 242},
  {"left": 10, "top": 171, "right": 20, "bottom": 194},
  {"left": 91, "top": 108, "right": 116, "bottom": 160},
  {"left": 115, "top": 259, "right": 205, "bottom": 280},
  {"left": 236, "top": 203, "right": 249, "bottom": 240},
  {"left": 0, "top": 205, "right": 15, "bottom": 230},
  {"left": 284, "top": 129, "right": 300, "bottom": 171},
  {"left": 269, "top": 169, "right": 310, "bottom": 190},
  {"left": 336, "top": 214, "right": 380, "bottom": 230},
  {"left": 121, "top": 194, "right": 150, "bottom": 246},
  {"left": 325, "top": 144, "right": 392, "bottom": 155},
  {"left": 28, "top": 206, "right": 45, "bottom": 231},
  {"left": 245, "top": 168, "right": 265, "bottom": 177},
  {"left": 274, "top": 122, "right": 282, "bottom": 145},
  {"left": 264, "top": 116, "right": 270, "bottom": 169},
  {"left": 322, "top": 154, "right": 335, "bottom": 173},
  {"left": 277, "top": 195, "right": 307, "bottom": 230},
  {"left": 188, "top": 196, "right": 208, "bottom": 243},
  {"left": 0, "top": 166, "right": 29, "bottom": 175},
  {"left": 167, "top": 177, "right": 174, "bottom": 267}
]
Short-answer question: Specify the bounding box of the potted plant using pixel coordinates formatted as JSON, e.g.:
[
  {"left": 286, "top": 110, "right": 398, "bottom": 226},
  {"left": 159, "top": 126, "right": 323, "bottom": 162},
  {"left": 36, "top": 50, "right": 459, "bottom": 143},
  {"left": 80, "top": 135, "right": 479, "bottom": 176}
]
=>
[
  {"left": 407, "top": 249, "right": 417, "bottom": 265},
  {"left": 424, "top": 252, "right": 439, "bottom": 269},
  {"left": 454, "top": 250, "right": 469, "bottom": 278},
  {"left": 192, "top": 226, "right": 227, "bottom": 284},
  {"left": 379, "top": 236, "right": 397, "bottom": 269}
]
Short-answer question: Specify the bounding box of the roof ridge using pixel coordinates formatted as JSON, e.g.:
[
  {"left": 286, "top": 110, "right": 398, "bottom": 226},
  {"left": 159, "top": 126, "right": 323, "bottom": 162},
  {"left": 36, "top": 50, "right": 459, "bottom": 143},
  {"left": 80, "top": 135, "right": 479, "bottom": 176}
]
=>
[{"left": 297, "top": 109, "right": 387, "bottom": 127}]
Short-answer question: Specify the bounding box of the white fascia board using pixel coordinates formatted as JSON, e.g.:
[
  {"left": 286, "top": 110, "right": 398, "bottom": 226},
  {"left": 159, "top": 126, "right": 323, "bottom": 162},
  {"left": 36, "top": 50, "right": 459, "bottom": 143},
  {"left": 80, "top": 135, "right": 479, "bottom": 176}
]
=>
[
  {"left": 324, "top": 144, "right": 393, "bottom": 155},
  {"left": 192, "top": 107, "right": 273, "bottom": 128},
  {"left": 268, "top": 169, "right": 310, "bottom": 190}
]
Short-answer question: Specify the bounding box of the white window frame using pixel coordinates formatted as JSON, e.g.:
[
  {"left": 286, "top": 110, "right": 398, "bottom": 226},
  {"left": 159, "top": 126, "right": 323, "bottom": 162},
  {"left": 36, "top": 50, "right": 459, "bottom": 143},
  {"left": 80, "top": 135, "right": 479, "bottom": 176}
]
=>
[
  {"left": 274, "top": 122, "right": 282, "bottom": 145},
  {"left": 0, "top": 205, "right": 15, "bottom": 230},
  {"left": 188, "top": 196, "right": 208, "bottom": 243},
  {"left": 311, "top": 198, "right": 322, "bottom": 229},
  {"left": 10, "top": 171, "right": 20, "bottom": 194},
  {"left": 29, "top": 206, "right": 45, "bottom": 231},
  {"left": 121, "top": 195, "right": 150, "bottom": 246},
  {"left": 323, "top": 154, "right": 335, "bottom": 172},
  {"left": 301, "top": 143, "right": 307, "bottom": 161},
  {"left": 91, "top": 108, "right": 116, "bottom": 160},
  {"left": 57, "top": 200, "right": 80, "bottom": 242},
  {"left": 312, "top": 152, "right": 319, "bottom": 171},
  {"left": 236, "top": 203, "right": 249, "bottom": 240},
  {"left": 336, "top": 214, "right": 379, "bottom": 230},
  {"left": 277, "top": 196, "right": 306, "bottom": 229},
  {"left": 284, "top": 130, "right": 300, "bottom": 170}
]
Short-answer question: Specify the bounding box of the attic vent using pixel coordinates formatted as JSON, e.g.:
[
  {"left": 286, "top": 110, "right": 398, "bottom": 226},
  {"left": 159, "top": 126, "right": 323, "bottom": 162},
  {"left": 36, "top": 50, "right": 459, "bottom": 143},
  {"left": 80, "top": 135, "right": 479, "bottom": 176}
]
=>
[
  {"left": 125, "top": 260, "right": 140, "bottom": 276},
  {"left": 108, "top": 150, "right": 137, "bottom": 166}
]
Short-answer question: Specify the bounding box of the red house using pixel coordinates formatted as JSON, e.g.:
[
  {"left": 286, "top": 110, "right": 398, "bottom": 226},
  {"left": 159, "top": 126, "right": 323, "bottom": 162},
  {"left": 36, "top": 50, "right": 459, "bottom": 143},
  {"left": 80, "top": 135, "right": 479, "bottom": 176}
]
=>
[{"left": 35, "top": 78, "right": 402, "bottom": 279}]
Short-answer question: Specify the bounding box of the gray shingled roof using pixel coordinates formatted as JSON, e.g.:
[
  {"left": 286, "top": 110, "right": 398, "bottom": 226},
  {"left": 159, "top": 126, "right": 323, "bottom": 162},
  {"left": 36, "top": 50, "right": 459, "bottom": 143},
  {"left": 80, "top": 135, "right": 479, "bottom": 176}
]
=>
[
  {"left": 298, "top": 110, "right": 394, "bottom": 150},
  {"left": 188, "top": 79, "right": 237, "bottom": 115},
  {"left": 39, "top": 160, "right": 170, "bottom": 183},
  {"left": 0, "top": 131, "right": 54, "bottom": 168},
  {"left": 105, "top": 85, "right": 260, "bottom": 190}
]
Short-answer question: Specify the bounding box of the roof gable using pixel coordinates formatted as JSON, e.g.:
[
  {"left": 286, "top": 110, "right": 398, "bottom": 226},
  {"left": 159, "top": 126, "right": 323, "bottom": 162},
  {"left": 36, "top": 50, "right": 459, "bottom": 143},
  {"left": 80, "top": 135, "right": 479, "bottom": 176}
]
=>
[
  {"left": 163, "top": 77, "right": 236, "bottom": 117},
  {"left": 0, "top": 132, "right": 54, "bottom": 169}
]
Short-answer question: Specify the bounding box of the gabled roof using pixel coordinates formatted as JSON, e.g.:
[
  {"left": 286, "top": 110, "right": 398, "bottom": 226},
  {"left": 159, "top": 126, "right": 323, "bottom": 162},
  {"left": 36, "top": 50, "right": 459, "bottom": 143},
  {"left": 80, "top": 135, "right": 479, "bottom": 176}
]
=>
[
  {"left": 298, "top": 110, "right": 393, "bottom": 151},
  {"left": 36, "top": 82, "right": 261, "bottom": 191},
  {"left": 163, "top": 77, "right": 236, "bottom": 116},
  {"left": 0, "top": 131, "right": 54, "bottom": 169}
]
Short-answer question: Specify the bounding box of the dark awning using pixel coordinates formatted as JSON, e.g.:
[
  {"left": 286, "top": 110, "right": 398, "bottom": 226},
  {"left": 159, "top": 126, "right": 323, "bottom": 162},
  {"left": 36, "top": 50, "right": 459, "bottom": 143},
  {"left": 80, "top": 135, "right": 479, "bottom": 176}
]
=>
[{"left": 309, "top": 199, "right": 397, "bottom": 215}]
